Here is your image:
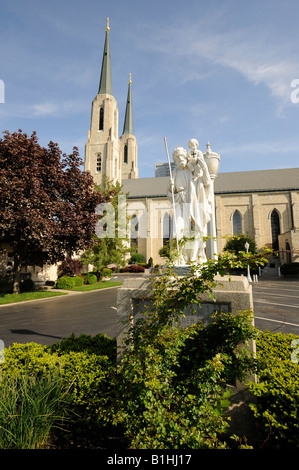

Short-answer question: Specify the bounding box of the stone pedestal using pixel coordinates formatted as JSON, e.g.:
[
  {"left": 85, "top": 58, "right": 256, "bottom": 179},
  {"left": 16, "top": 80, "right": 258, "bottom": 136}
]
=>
[{"left": 117, "top": 275, "right": 256, "bottom": 367}]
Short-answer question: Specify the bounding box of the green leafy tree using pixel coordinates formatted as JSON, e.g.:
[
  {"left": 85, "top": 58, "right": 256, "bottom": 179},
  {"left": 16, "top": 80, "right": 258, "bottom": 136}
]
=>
[
  {"left": 115, "top": 248, "right": 269, "bottom": 448},
  {"left": 0, "top": 130, "right": 105, "bottom": 293},
  {"left": 80, "top": 177, "right": 131, "bottom": 272},
  {"left": 223, "top": 234, "right": 258, "bottom": 255}
]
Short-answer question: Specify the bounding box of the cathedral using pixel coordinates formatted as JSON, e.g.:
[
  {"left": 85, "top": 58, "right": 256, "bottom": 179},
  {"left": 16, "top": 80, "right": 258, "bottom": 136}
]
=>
[
  {"left": 2, "top": 20, "right": 298, "bottom": 288},
  {"left": 84, "top": 20, "right": 299, "bottom": 267}
]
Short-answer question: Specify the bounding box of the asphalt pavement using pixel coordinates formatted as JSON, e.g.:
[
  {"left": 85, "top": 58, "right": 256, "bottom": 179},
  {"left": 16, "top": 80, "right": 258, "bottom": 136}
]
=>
[
  {"left": 0, "top": 275, "right": 298, "bottom": 349},
  {"left": 0, "top": 285, "right": 120, "bottom": 348},
  {"left": 252, "top": 277, "right": 299, "bottom": 334}
]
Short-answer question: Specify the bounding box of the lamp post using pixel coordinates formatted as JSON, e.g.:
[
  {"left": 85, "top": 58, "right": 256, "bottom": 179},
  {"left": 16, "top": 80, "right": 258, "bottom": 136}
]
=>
[
  {"left": 245, "top": 241, "right": 252, "bottom": 283},
  {"left": 204, "top": 143, "right": 220, "bottom": 260}
]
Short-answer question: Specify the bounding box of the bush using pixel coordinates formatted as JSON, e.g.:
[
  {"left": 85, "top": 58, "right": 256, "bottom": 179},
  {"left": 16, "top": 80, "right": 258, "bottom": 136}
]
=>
[
  {"left": 50, "top": 333, "right": 117, "bottom": 362},
  {"left": 0, "top": 274, "right": 13, "bottom": 293},
  {"left": 280, "top": 262, "right": 299, "bottom": 276},
  {"left": 58, "top": 257, "right": 83, "bottom": 277},
  {"left": 119, "top": 265, "right": 145, "bottom": 273},
  {"left": 249, "top": 331, "right": 299, "bottom": 448},
  {"left": 129, "top": 253, "right": 145, "bottom": 264},
  {"left": 0, "top": 370, "right": 67, "bottom": 449},
  {"left": 72, "top": 275, "right": 85, "bottom": 286},
  {"left": 85, "top": 273, "right": 97, "bottom": 285},
  {"left": 102, "top": 268, "right": 112, "bottom": 277},
  {"left": 223, "top": 234, "right": 258, "bottom": 255},
  {"left": 116, "top": 310, "right": 257, "bottom": 449},
  {"left": 0, "top": 339, "right": 119, "bottom": 449},
  {"left": 56, "top": 276, "right": 76, "bottom": 289},
  {"left": 20, "top": 278, "right": 35, "bottom": 293}
]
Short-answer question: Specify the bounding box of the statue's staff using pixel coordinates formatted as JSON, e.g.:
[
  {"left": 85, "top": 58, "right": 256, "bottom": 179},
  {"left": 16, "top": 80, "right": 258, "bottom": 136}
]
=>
[{"left": 164, "top": 137, "right": 179, "bottom": 255}]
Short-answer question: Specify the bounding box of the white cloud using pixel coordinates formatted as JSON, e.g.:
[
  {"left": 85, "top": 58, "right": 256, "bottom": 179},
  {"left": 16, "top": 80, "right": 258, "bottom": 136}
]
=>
[
  {"left": 136, "top": 21, "right": 298, "bottom": 109},
  {"left": 32, "top": 102, "right": 59, "bottom": 116},
  {"left": 31, "top": 99, "right": 88, "bottom": 117}
]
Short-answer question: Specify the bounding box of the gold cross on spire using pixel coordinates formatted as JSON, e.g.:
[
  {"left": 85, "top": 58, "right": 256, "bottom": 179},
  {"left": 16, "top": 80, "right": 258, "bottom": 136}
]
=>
[
  {"left": 129, "top": 73, "right": 132, "bottom": 84},
  {"left": 106, "top": 17, "right": 110, "bottom": 31}
]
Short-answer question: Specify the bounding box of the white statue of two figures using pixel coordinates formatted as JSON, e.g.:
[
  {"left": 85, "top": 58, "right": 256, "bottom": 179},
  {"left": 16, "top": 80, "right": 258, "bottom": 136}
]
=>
[{"left": 167, "top": 138, "right": 219, "bottom": 266}]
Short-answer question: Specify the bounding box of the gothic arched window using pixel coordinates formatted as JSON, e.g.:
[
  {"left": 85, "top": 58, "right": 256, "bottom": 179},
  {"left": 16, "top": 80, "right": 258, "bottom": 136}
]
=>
[
  {"left": 124, "top": 144, "right": 128, "bottom": 164},
  {"left": 99, "top": 107, "right": 104, "bottom": 131},
  {"left": 162, "top": 212, "right": 172, "bottom": 246},
  {"left": 233, "top": 210, "right": 242, "bottom": 235},
  {"left": 271, "top": 209, "right": 280, "bottom": 251},
  {"left": 131, "top": 214, "right": 138, "bottom": 248}
]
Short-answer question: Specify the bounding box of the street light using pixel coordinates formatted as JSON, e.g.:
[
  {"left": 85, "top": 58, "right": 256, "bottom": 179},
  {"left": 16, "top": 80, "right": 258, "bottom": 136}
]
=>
[
  {"left": 204, "top": 143, "right": 220, "bottom": 260},
  {"left": 245, "top": 241, "right": 252, "bottom": 283}
]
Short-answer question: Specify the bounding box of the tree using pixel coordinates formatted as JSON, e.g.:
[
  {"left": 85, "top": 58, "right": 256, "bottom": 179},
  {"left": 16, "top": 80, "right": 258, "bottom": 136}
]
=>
[
  {"left": 80, "top": 177, "right": 131, "bottom": 272},
  {"left": 58, "top": 257, "right": 83, "bottom": 277},
  {"left": 223, "top": 234, "right": 258, "bottom": 255},
  {"left": 0, "top": 130, "right": 106, "bottom": 293}
]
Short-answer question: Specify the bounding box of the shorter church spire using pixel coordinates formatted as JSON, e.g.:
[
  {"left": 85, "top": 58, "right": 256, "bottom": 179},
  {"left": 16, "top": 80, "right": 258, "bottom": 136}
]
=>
[
  {"left": 98, "top": 18, "right": 113, "bottom": 95},
  {"left": 122, "top": 73, "right": 134, "bottom": 135}
]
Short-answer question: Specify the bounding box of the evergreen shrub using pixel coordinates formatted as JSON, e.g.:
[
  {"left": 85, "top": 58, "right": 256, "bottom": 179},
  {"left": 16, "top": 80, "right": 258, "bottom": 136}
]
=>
[
  {"left": 50, "top": 332, "right": 116, "bottom": 362},
  {"left": 129, "top": 253, "right": 144, "bottom": 264},
  {"left": 85, "top": 273, "right": 97, "bottom": 285},
  {"left": 280, "top": 262, "right": 299, "bottom": 276},
  {"left": 102, "top": 268, "right": 112, "bottom": 277},
  {"left": 20, "top": 278, "right": 35, "bottom": 292},
  {"left": 56, "top": 276, "right": 76, "bottom": 289},
  {"left": 120, "top": 265, "right": 145, "bottom": 273},
  {"left": 249, "top": 331, "right": 299, "bottom": 448},
  {"left": 0, "top": 339, "right": 118, "bottom": 448},
  {"left": 72, "top": 275, "right": 85, "bottom": 286}
]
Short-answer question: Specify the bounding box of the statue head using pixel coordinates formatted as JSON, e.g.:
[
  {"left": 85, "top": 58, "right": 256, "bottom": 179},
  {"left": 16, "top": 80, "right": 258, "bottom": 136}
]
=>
[
  {"left": 188, "top": 139, "right": 199, "bottom": 151},
  {"left": 173, "top": 146, "right": 188, "bottom": 168}
]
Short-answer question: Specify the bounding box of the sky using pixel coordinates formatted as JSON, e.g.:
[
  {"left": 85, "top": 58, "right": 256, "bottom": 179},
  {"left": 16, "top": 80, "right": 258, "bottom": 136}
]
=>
[{"left": 1, "top": 0, "right": 299, "bottom": 178}]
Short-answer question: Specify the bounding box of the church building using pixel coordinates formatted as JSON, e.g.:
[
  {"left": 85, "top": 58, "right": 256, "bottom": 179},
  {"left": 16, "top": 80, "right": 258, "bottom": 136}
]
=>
[
  {"left": 1, "top": 19, "right": 298, "bottom": 290},
  {"left": 84, "top": 20, "right": 299, "bottom": 267}
]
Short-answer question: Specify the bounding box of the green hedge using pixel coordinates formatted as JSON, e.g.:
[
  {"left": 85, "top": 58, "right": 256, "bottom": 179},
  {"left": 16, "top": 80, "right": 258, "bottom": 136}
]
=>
[
  {"left": 56, "top": 276, "right": 76, "bottom": 289},
  {"left": 249, "top": 331, "right": 299, "bottom": 448},
  {"left": 73, "top": 276, "right": 85, "bottom": 286},
  {"left": 20, "top": 278, "right": 35, "bottom": 292},
  {"left": 0, "top": 334, "right": 118, "bottom": 449},
  {"left": 56, "top": 276, "right": 85, "bottom": 289},
  {"left": 2, "top": 329, "right": 299, "bottom": 449},
  {"left": 85, "top": 273, "right": 97, "bottom": 285},
  {"left": 102, "top": 268, "right": 112, "bottom": 277},
  {"left": 49, "top": 332, "right": 116, "bottom": 362},
  {"left": 280, "top": 262, "right": 299, "bottom": 276}
]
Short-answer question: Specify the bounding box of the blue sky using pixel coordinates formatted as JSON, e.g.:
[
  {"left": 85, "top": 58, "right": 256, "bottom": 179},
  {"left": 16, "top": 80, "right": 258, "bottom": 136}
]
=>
[{"left": 1, "top": 0, "right": 299, "bottom": 178}]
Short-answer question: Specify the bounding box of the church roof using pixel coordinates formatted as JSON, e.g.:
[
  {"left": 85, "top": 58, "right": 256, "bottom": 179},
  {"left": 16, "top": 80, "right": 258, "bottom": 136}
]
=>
[{"left": 121, "top": 168, "right": 299, "bottom": 198}]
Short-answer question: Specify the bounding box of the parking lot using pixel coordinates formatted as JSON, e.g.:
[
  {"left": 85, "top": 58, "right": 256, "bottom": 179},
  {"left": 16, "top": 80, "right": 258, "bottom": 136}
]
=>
[{"left": 252, "top": 278, "right": 299, "bottom": 335}]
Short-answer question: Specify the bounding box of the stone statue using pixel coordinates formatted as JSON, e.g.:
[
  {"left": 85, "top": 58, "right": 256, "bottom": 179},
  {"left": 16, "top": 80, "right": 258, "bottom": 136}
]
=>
[{"left": 168, "top": 139, "right": 213, "bottom": 265}]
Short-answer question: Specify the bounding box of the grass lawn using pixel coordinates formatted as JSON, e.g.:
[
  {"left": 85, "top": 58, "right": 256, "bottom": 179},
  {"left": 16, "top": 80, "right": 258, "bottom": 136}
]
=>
[
  {"left": 0, "top": 291, "right": 67, "bottom": 305},
  {"left": 58, "top": 280, "right": 123, "bottom": 292}
]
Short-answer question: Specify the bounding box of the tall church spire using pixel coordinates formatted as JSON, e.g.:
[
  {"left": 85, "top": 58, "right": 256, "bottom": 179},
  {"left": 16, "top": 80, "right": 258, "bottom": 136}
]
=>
[
  {"left": 98, "top": 18, "right": 113, "bottom": 95},
  {"left": 122, "top": 73, "right": 134, "bottom": 135}
]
